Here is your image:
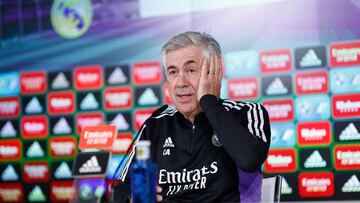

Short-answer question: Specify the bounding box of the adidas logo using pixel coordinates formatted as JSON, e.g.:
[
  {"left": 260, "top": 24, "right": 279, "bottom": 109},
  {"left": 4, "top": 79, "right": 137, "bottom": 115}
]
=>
[
  {"left": 110, "top": 114, "right": 130, "bottom": 131},
  {"left": 108, "top": 68, "right": 127, "bottom": 84},
  {"left": 352, "top": 74, "right": 360, "bottom": 86},
  {"left": 1, "top": 164, "right": 19, "bottom": 181},
  {"left": 80, "top": 92, "right": 99, "bottom": 110},
  {"left": 266, "top": 78, "right": 288, "bottom": 95},
  {"left": 28, "top": 185, "right": 46, "bottom": 202},
  {"left": 138, "top": 88, "right": 159, "bottom": 105},
  {"left": 281, "top": 178, "right": 293, "bottom": 195},
  {"left": 54, "top": 162, "right": 72, "bottom": 179},
  {"left": 26, "top": 141, "right": 45, "bottom": 158},
  {"left": 79, "top": 156, "right": 101, "bottom": 173},
  {"left": 300, "top": 49, "right": 322, "bottom": 67},
  {"left": 163, "top": 137, "right": 175, "bottom": 148},
  {"left": 304, "top": 150, "right": 326, "bottom": 168},
  {"left": 52, "top": 72, "right": 70, "bottom": 89},
  {"left": 53, "top": 117, "right": 72, "bottom": 134},
  {"left": 342, "top": 175, "right": 360, "bottom": 193},
  {"left": 25, "top": 97, "right": 43, "bottom": 114},
  {"left": 0, "top": 121, "right": 16, "bottom": 137},
  {"left": 339, "top": 122, "right": 360, "bottom": 141}
]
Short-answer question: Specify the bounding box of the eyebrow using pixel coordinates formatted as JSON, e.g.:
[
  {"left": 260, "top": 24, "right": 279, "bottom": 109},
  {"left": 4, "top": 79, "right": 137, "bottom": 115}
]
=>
[{"left": 166, "top": 60, "right": 197, "bottom": 71}]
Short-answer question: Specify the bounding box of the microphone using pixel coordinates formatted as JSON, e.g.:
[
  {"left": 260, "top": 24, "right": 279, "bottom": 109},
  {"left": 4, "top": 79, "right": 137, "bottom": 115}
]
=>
[{"left": 109, "top": 105, "right": 169, "bottom": 202}]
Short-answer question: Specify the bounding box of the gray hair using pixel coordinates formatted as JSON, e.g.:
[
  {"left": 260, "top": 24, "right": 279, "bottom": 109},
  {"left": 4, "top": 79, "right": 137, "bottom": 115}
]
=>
[{"left": 160, "top": 31, "right": 222, "bottom": 65}]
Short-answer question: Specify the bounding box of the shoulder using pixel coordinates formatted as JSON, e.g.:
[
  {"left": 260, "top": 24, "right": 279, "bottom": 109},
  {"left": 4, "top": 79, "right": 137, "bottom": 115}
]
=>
[
  {"left": 221, "top": 99, "right": 267, "bottom": 113},
  {"left": 151, "top": 105, "right": 178, "bottom": 120}
]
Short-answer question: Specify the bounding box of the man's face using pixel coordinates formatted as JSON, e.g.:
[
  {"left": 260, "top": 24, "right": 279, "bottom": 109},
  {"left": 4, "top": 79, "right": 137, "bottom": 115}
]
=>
[{"left": 165, "top": 45, "right": 204, "bottom": 117}]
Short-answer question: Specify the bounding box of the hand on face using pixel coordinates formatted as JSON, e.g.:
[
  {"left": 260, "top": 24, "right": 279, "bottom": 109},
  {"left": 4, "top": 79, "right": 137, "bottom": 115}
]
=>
[{"left": 197, "top": 51, "right": 223, "bottom": 101}]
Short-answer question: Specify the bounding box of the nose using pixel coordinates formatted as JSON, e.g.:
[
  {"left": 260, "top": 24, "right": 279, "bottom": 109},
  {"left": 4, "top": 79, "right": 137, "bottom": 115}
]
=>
[{"left": 176, "top": 72, "right": 188, "bottom": 88}]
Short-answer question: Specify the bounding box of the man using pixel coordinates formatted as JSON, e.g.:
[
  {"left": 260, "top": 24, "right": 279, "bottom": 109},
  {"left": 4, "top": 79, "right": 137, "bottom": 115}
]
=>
[{"left": 116, "top": 31, "right": 270, "bottom": 202}]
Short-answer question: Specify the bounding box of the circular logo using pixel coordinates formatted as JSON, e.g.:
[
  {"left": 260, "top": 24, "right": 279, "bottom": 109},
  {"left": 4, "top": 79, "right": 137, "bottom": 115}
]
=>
[
  {"left": 211, "top": 133, "right": 223, "bottom": 147},
  {"left": 51, "top": 0, "right": 93, "bottom": 39}
]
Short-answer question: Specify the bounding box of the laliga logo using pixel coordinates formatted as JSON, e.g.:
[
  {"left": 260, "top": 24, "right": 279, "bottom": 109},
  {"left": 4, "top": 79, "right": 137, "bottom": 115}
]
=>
[{"left": 51, "top": 0, "right": 93, "bottom": 39}]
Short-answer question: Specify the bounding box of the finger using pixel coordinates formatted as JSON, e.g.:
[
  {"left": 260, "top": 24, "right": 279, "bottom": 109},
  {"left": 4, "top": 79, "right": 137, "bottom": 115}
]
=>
[
  {"left": 214, "top": 54, "right": 221, "bottom": 76},
  {"left": 209, "top": 52, "right": 216, "bottom": 76},
  {"left": 157, "top": 194, "right": 163, "bottom": 202},
  {"left": 156, "top": 186, "right": 162, "bottom": 193},
  {"left": 201, "top": 57, "right": 209, "bottom": 79}
]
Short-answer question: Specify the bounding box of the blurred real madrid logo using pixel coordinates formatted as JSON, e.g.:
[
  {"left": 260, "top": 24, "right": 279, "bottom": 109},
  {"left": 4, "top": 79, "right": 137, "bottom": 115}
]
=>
[{"left": 51, "top": 0, "right": 93, "bottom": 39}]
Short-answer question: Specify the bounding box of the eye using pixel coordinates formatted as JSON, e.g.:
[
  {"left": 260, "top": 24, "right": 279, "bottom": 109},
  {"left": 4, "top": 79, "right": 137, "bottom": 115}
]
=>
[{"left": 168, "top": 70, "right": 176, "bottom": 75}]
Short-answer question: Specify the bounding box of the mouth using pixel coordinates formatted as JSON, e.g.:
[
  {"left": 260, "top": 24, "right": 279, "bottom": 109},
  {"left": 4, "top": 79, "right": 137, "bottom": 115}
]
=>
[{"left": 176, "top": 93, "right": 193, "bottom": 102}]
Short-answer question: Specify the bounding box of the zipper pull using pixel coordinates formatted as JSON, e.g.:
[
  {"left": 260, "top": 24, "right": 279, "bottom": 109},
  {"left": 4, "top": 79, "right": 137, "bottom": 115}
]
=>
[{"left": 192, "top": 125, "right": 195, "bottom": 133}]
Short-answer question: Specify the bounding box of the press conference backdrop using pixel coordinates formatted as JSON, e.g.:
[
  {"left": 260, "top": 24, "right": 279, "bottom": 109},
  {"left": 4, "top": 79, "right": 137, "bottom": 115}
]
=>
[{"left": 0, "top": 0, "right": 360, "bottom": 202}]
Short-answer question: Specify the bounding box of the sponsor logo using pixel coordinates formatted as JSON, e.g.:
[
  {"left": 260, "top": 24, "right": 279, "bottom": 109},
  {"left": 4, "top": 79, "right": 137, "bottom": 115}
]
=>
[
  {"left": 47, "top": 91, "right": 75, "bottom": 115},
  {"left": 105, "top": 65, "right": 129, "bottom": 85},
  {"left": 103, "top": 86, "right": 132, "bottom": 110},
  {"left": 334, "top": 120, "right": 360, "bottom": 142},
  {"left": 23, "top": 96, "right": 45, "bottom": 115},
  {"left": 300, "top": 148, "right": 330, "bottom": 169},
  {"left": 76, "top": 112, "right": 104, "bottom": 134},
  {"left": 334, "top": 173, "right": 360, "bottom": 200},
  {"left": 132, "top": 62, "right": 163, "bottom": 84},
  {"left": 260, "top": 49, "right": 292, "bottom": 73},
  {"left": 0, "top": 139, "right": 21, "bottom": 161},
  {"left": 298, "top": 172, "right": 334, "bottom": 197},
  {"left": 264, "top": 148, "right": 296, "bottom": 173},
  {"left": 23, "top": 162, "right": 49, "bottom": 182},
  {"left": 0, "top": 164, "right": 20, "bottom": 182},
  {"left": 270, "top": 122, "right": 296, "bottom": 148},
  {"left": 295, "top": 71, "right": 329, "bottom": 94},
  {"left": 50, "top": 116, "right": 73, "bottom": 135},
  {"left": 330, "top": 67, "right": 360, "bottom": 94},
  {"left": 20, "top": 71, "right": 46, "bottom": 94},
  {"left": 26, "top": 184, "right": 47, "bottom": 202},
  {"left": 334, "top": 145, "right": 360, "bottom": 170},
  {"left": 48, "top": 71, "right": 71, "bottom": 90},
  {"left": 262, "top": 75, "right": 292, "bottom": 97},
  {"left": 332, "top": 93, "right": 360, "bottom": 118},
  {"left": 224, "top": 50, "right": 259, "bottom": 78},
  {"left": 74, "top": 65, "right": 103, "bottom": 90},
  {"left": 133, "top": 108, "right": 156, "bottom": 131},
  {"left": 0, "top": 72, "right": 19, "bottom": 96},
  {"left": 162, "top": 83, "right": 172, "bottom": 104},
  {"left": 135, "top": 86, "right": 161, "bottom": 106},
  {"left": 295, "top": 46, "right": 326, "bottom": 69},
  {"left": 72, "top": 151, "right": 110, "bottom": 177},
  {"left": 49, "top": 137, "right": 76, "bottom": 157},
  {"left": 297, "top": 121, "right": 331, "bottom": 146},
  {"left": 342, "top": 175, "right": 360, "bottom": 193},
  {"left": 53, "top": 161, "right": 73, "bottom": 179},
  {"left": 50, "top": 181, "right": 76, "bottom": 202},
  {"left": 76, "top": 178, "right": 106, "bottom": 199},
  {"left": 21, "top": 115, "right": 48, "bottom": 139},
  {"left": 79, "top": 125, "right": 117, "bottom": 150},
  {"left": 330, "top": 41, "right": 360, "bottom": 67},
  {"left": 107, "top": 112, "right": 131, "bottom": 132},
  {"left": 24, "top": 140, "right": 46, "bottom": 158},
  {"left": 163, "top": 137, "right": 175, "bottom": 148},
  {"left": 78, "top": 91, "right": 100, "bottom": 111},
  {"left": 281, "top": 177, "right": 293, "bottom": 195},
  {"left": 263, "top": 99, "right": 294, "bottom": 122},
  {"left": 112, "top": 133, "right": 133, "bottom": 154},
  {"left": 0, "top": 183, "right": 23, "bottom": 202},
  {"left": 0, "top": 120, "right": 18, "bottom": 138},
  {"left": 295, "top": 95, "right": 330, "bottom": 121},
  {"left": 0, "top": 97, "right": 20, "bottom": 118},
  {"left": 227, "top": 77, "right": 258, "bottom": 100}
]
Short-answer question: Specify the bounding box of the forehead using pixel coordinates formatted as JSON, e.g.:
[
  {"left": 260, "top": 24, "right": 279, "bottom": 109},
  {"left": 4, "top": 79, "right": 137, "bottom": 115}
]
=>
[{"left": 165, "top": 46, "right": 204, "bottom": 66}]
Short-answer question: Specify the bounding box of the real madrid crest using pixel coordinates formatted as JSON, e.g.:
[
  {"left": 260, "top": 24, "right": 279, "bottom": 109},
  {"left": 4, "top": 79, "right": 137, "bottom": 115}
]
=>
[{"left": 211, "top": 132, "right": 223, "bottom": 147}]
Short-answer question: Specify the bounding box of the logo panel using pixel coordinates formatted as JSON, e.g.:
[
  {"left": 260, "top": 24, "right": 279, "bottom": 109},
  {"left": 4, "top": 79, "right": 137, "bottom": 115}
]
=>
[
  {"left": 112, "top": 133, "right": 133, "bottom": 154},
  {"left": 24, "top": 183, "right": 49, "bottom": 202},
  {"left": 261, "top": 75, "right": 292, "bottom": 97},
  {"left": 299, "top": 148, "right": 331, "bottom": 170},
  {"left": 132, "top": 62, "right": 163, "bottom": 84},
  {"left": 227, "top": 77, "right": 259, "bottom": 100},
  {"left": 0, "top": 183, "right": 23, "bottom": 202},
  {"left": 50, "top": 181, "right": 76, "bottom": 202},
  {"left": 0, "top": 72, "right": 19, "bottom": 96},
  {"left": 330, "top": 41, "right": 360, "bottom": 67},
  {"left": 0, "top": 163, "right": 21, "bottom": 182},
  {"left": 0, "top": 139, "right": 21, "bottom": 161},
  {"left": 135, "top": 86, "right": 161, "bottom": 107},
  {"left": 332, "top": 93, "right": 360, "bottom": 119},
  {"left": 297, "top": 121, "right": 332, "bottom": 146},
  {"left": 264, "top": 148, "right": 297, "bottom": 173},
  {"left": 295, "top": 95, "right": 330, "bottom": 121},
  {"left": 49, "top": 136, "right": 76, "bottom": 158},
  {"left": 20, "top": 71, "right": 46, "bottom": 94},
  {"left": 105, "top": 64, "right": 130, "bottom": 85},
  {"left": 330, "top": 67, "right": 360, "bottom": 94},
  {"left": 334, "top": 120, "right": 360, "bottom": 142},
  {"left": 278, "top": 173, "right": 299, "bottom": 201},
  {"left": 260, "top": 49, "right": 292, "bottom": 73},
  {"left": 103, "top": 86, "right": 132, "bottom": 110},
  {"left": 335, "top": 173, "right": 360, "bottom": 200},
  {"left": 225, "top": 50, "right": 259, "bottom": 78},
  {"left": 0, "top": 120, "right": 19, "bottom": 138},
  {"left": 51, "top": 161, "right": 74, "bottom": 180},
  {"left": 50, "top": 116, "right": 74, "bottom": 135},
  {"left": 162, "top": 83, "right": 172, "bottom": 105},
  {"left": 23, "top": 140, "right": 47, "bottom": 159},
  {"left": 79, "top": 125, "right": 117, "bottom": 150},
  {"left": 133, "top": 108, "right": 156, "bottom": 131},
  {"left": 72, "top": 151, "right": 110, "bottom": 177},
  {"left": 23, "top": 162, "right": 50, "bottom": 183},
  {"left": 295, "top": 46, "right": 327, "bottom": 69},
  {"left": 21, "top": 115, "right": 48, "bottom": 139},
  {"left": 298, "top": 172, "right": 334, "bottom": 198},
  {"left": 75, "top": 112, "right": 104, "bottom": 134},
  {"left": 47, "top": 91, "right": 75, "bottom": 115},
  {"left": 77, "top": 91, "right": 101, "bottom": 111},
  {"left": 334, "top": 145, "right": 360, "bottom": 170},
  {"left": 295, "top": 71, "right": 329, "bottom": 94},
  {"left": 270, "top": 122, "right": 296, "bottom": 148},
  {"left": 22, "top": 95, "right": 46, "bottom": 115},
  {"left": 74, "top": 65, "right": 103, "bottom": 90},
  {"left": 48, "top": 71, "right": 72, "bottom": 90},
  {"left": 106, "top": 112, "right": 132, "bottom": 132},
  {"left": 263, "top": 99, "right": 294, "bottom": 122},
  {"left": 0, "top": 97, "right": 20, "bottom": 118}
]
